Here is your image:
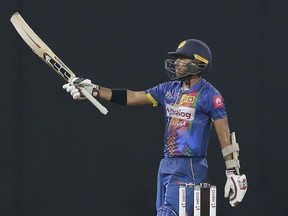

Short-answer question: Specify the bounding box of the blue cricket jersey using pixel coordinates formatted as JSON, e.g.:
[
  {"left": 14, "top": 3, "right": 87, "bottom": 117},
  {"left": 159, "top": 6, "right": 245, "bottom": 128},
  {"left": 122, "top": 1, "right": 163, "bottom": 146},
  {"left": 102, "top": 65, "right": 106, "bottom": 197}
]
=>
[{"left": 145, "top": 79, "right": 227, "bottom": 158}]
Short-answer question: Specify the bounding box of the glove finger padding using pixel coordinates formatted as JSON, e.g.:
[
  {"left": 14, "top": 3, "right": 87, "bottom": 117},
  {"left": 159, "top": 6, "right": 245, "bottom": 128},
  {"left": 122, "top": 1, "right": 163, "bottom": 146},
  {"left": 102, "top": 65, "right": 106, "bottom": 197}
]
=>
[
  {"left": 62, "top": 83, "right": 70, "bottom": 90},
  {"left": 66, "top": 85, "right": 76, "bottom": 93},
  {"left": 224, "top": 178, "right": 234, "bottom": 198},
  {"left": 71, "top": 87, "right": 86, "bottom": 100},
  {"left": 225, "top": 170, "right": 248, "bottom": 207}
]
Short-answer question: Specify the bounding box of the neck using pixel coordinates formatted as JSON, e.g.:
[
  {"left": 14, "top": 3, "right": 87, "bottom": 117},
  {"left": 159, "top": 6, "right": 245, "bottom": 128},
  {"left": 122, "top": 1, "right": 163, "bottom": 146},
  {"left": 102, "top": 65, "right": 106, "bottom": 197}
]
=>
[{"left": 182, "top": 76, "right": 201, "bottom": 90}]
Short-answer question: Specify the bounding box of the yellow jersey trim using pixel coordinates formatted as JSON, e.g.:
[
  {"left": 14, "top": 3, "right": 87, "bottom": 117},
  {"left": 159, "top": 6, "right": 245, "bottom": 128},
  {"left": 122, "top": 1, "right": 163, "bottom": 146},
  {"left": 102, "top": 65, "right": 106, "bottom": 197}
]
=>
[{"left": 146, "top": 93, "right": 158, "bottom": 107}]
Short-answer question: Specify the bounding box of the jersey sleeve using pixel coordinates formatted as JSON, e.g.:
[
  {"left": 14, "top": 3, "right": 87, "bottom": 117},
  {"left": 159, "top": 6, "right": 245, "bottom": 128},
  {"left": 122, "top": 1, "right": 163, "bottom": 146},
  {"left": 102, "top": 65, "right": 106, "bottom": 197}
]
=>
[
  {"left": 145, "top": 83, "right": 167, "bottom": 106},
  {"left": 206, "top": 87, "right": 227, "bottom": 120}
]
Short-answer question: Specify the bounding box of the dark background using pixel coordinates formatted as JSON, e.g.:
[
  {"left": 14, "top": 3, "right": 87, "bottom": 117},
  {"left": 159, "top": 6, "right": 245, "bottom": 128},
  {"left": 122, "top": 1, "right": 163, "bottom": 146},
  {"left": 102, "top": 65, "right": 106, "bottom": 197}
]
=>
[{"left": 1, "top": 0, "right": 288, "bottom": 216}]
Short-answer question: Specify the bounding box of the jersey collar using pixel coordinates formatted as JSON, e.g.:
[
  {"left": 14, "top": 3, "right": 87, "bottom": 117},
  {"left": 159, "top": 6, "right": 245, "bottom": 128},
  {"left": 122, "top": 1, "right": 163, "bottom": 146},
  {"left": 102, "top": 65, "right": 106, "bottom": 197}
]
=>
[{"left": 182, "top": 78, "right": 207, "bottom": 93}]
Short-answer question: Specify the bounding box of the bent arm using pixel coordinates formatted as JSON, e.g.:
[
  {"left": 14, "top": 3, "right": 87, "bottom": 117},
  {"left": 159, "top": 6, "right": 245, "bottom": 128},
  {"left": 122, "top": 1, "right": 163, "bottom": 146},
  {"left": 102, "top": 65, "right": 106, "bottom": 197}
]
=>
[{"left": 98, "top": 87, "right": 153, "bottom": 106}]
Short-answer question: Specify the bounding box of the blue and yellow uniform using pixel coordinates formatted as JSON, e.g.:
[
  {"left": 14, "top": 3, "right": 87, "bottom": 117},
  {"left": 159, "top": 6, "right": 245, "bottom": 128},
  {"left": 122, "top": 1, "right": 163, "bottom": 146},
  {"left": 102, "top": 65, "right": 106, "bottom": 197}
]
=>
[{"left": 145, "top": 78, "right": 227, "bottom": 215}]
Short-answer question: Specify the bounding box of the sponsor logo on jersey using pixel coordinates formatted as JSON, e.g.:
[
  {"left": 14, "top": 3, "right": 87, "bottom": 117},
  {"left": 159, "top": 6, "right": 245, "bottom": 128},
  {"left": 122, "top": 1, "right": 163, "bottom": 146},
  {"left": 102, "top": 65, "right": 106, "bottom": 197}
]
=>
[
  {"left": 179, "top": 95, "right": 196, "bottom": 105},
  {"left": 169, "top": 119, "right": 187, "bottom": 127},
  {"left": 166, "top": 104, "right": 195, "bottom": 121},
  {"left": 213, "top": 95, "right": 224, "bottom": 108}
]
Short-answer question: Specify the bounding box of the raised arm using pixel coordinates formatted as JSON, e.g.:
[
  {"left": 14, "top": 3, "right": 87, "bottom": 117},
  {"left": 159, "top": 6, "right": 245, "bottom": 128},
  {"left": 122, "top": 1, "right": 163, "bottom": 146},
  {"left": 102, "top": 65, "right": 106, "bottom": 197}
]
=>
[
  {"left": 98, "top": 87, "right": 152, "bottom": 106},
  {"left": 63, "top": 78, "right": 153, "bottom": 106}
]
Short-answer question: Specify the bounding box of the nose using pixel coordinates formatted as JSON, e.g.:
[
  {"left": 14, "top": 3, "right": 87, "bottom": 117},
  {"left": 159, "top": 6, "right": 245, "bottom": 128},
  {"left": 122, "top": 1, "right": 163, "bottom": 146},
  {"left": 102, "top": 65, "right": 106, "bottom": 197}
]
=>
[{"left": 175, "top": 58, "right": 181, "bottom": 65}]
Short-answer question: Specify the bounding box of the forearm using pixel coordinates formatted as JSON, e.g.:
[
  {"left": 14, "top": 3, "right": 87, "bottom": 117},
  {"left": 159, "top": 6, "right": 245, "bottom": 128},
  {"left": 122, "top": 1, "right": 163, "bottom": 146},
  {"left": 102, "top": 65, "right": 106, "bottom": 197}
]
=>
[
  {"left": 214, "top": 117, "right": 242, "bottom": 174},
  {"left": 98, "top": 86, "right": 112, "bottom": 101},
  {"left": 217, "top": 127, "right": 233, "bottom": 161},
  {"left": 98, "top": 87, "right": 152, "bottom": 106},
  {"left": 214, "top": 117, "right": 232, "bottom": 161}
]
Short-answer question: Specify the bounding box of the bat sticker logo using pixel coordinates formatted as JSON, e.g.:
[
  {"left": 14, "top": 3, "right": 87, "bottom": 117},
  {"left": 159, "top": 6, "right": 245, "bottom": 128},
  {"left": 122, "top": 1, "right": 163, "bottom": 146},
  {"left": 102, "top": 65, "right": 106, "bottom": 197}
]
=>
[{"left": 43, "top": 53, "right": 72, "bottom": 80}]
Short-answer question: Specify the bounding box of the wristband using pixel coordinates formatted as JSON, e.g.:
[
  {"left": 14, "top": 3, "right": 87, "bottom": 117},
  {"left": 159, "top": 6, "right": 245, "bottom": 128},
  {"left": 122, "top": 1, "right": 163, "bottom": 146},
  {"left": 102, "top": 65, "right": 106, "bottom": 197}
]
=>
[{"left": 110, "top": 89, "right": 127, "bottom": 105}]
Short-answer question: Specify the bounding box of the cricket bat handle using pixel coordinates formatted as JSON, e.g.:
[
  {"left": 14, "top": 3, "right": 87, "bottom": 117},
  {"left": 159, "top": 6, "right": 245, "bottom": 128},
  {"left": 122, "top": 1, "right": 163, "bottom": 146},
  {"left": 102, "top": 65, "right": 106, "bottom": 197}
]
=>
[
  {"left": 231, "top": 132, "right": 240, "bottom": 174},
  {"left": 80, "top": 87, "right": 108, "bottom": 115}
]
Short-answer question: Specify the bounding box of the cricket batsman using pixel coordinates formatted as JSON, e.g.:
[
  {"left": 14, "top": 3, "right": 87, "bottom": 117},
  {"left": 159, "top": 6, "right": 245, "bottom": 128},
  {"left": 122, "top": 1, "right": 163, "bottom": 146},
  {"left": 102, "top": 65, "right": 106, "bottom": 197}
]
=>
[{"left": 63, "top": 39, "right": 248, "bottom": 216}]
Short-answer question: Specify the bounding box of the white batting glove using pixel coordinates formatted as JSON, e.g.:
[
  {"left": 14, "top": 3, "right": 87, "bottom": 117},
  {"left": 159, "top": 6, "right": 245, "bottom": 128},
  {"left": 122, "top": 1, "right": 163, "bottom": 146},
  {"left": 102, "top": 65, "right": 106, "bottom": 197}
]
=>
[
  {"left": 63, "top": 77, "right": 100, "bottom": 100},
  {"left": 224, "top": 169, "right": 248, "bottom": 207}
]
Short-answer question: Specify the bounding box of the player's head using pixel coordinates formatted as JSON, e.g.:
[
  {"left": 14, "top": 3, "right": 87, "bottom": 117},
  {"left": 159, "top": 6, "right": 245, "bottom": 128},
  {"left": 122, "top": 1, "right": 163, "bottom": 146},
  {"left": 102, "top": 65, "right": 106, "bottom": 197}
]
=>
[{"left": 165, "top": 39, "right": 212, "bottom": 80}]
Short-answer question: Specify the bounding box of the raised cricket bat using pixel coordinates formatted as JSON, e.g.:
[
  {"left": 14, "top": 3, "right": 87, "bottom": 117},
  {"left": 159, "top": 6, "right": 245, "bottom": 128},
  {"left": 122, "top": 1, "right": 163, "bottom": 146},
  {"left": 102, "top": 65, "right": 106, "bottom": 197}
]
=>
[{"left": 10, "top": 12, "right": 108, "bottom": 115}]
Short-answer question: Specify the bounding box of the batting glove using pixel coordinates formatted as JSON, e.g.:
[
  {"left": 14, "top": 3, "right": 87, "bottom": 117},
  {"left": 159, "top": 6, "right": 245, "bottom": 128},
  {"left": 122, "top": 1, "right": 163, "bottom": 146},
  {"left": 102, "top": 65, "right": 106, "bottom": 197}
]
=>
[
  {"left": 63, "top": 77, "right": 100, "bottom": 100},
  {"left": 224, "top": 169, "right": 248, "bottom": 207}
]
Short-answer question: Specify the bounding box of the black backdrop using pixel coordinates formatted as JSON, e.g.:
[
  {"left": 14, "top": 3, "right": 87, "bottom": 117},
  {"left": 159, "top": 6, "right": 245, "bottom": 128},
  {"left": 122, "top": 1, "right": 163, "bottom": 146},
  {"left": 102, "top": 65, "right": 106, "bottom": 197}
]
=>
[{"left": 1, "top": 0, "right": 288, "bottom": 216}]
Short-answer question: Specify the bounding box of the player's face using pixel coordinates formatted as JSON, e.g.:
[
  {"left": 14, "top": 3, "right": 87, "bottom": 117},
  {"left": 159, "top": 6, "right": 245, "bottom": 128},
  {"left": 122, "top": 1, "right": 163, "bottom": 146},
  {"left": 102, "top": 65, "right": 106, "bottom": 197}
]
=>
[{"left": 175, "top": 57, "right": 193, "bottom": 78}]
